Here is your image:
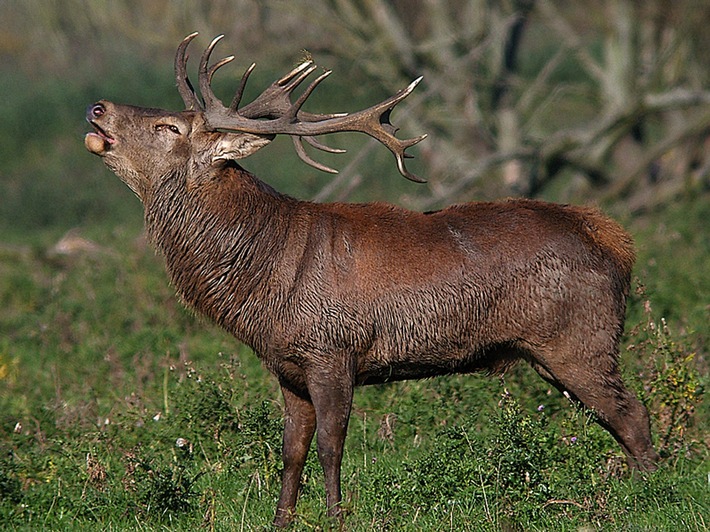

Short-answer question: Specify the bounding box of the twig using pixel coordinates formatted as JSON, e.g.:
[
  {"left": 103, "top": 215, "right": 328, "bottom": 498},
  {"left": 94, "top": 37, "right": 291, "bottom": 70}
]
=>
[
  {"left": 240, "top": 471, "right": 256, "bottom": 532},
  {"left": 542, "top": 498, "right": 585, "bottom": 509}
]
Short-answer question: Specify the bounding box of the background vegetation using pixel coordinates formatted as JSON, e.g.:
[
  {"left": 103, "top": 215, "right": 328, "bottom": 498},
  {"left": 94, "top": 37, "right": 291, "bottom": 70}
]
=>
[{"left": 0, "top": 1, "right": 707, "bottom": 530}]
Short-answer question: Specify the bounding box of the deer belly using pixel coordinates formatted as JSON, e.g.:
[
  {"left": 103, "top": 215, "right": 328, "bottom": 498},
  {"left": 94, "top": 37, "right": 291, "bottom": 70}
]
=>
[{"left": 355, "top": 340, "right": 518, "bottom": 385}]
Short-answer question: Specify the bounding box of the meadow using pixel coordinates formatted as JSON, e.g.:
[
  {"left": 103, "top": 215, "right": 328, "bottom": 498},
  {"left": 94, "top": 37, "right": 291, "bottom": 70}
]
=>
[{"left": 1, "top": 23, "right": 708, "bottom": 531}]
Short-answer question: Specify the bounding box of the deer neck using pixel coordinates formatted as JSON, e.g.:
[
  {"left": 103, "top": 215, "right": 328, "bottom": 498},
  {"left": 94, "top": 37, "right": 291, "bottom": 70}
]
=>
[{"left": 144, "top": 165, "right": 298, "bottom": 349}]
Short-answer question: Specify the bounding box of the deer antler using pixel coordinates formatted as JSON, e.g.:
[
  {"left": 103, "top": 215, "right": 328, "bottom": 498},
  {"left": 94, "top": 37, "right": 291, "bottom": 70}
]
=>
[
  {"left": 175, "top": 33, "right": 427, "bottom": 182},
  {"left": 175, "top": 32, "right": 203, "bottom": 111}
]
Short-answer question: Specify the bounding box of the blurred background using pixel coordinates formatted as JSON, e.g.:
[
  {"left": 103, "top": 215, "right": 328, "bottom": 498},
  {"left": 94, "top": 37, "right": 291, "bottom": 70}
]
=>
[
  {"left": 3, "top": 0, "right": 710, "bottom": 224},
  {"left": 0, "top": 2, "right": 707, "bottom": 527}
]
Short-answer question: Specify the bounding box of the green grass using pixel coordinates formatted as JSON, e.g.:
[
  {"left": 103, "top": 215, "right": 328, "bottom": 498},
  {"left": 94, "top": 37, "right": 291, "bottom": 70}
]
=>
[{"left": 0, "top": 214, "right": 707, "bottom": 530}]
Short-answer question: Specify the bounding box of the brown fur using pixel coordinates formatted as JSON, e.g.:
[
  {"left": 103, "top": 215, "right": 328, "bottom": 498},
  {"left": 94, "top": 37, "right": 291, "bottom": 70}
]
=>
[{"left": 86, "top": 99, "right": 658, "bottom": 527}]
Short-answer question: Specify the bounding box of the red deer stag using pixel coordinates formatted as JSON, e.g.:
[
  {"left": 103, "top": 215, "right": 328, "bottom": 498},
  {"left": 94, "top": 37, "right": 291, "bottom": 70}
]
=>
[{"left": 85, "top": 33, "right": 658, "bottom": 527}]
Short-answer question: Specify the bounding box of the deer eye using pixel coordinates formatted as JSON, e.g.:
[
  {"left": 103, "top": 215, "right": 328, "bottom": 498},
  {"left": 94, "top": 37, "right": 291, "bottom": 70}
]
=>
[{"left": 155, "top": 123, "right": 181, "bottom": 135}]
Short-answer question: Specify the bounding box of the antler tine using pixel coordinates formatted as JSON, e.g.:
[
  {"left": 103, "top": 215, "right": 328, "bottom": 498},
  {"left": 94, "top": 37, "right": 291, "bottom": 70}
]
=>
[
  {"left": 175, "top": 32, "right": 202, "bottom": 110},
  {"left": 207, "top": 56, "right": 235, "bottom": 84},
  {"left": 237, "top": 61, "right": 318, "bottom": 120},
  {"left": 292, "top": 137, "right": 339, "bottom": 174},
  {"left": 198, "top": 35, "right": 227, "bottom": 109},
  {"left": 289, "top": 68, "right": 349, "bottom": 122},
  {"left": 303, "top": 136, "right": 346, "bottom": 154},
  {"left": 229, "top": 62, "right": 256, "bottom": 112},
  {"left": 287, "top": 69, "right": 333, "bottom": 121},
  {"left": 279, "top": 61, "right": 317, "bottom": 92}
]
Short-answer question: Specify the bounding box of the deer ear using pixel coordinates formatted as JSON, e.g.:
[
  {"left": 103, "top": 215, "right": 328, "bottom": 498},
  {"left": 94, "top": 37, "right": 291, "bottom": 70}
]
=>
[{"left": 211, "top": 132, "right": 273, "bottom": 163}]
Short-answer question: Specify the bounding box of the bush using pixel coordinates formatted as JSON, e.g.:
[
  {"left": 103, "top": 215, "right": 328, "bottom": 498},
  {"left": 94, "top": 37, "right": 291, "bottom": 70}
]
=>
[{"left": 629, "top": 301, "right": 705, "bottom": 460}]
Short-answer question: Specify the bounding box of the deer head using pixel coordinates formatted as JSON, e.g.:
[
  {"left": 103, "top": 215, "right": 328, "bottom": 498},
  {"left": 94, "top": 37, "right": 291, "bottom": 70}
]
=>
[{"left": 85, "top": 33, "right": 426, "bottom": 201}]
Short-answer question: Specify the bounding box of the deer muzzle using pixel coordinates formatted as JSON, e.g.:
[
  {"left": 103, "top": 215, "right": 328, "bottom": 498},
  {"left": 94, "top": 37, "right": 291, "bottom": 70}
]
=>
[{"left": 85, "top": 102, "right": 115, "bottom": 155}]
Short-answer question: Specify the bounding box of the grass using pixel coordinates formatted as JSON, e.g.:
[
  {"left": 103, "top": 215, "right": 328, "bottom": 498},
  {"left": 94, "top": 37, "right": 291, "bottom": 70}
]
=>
[{"left": 0, "top": 212, "right": 707, "bottom": 530}]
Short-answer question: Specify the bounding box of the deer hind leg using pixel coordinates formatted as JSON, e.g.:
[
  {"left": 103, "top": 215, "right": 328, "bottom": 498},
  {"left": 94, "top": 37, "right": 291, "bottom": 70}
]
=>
[
  {"left": 528, "top": 341, "right": 658, "bottom": 472},
  {"left": 274, "top": 384, "right": 317, "bottom": 528}
]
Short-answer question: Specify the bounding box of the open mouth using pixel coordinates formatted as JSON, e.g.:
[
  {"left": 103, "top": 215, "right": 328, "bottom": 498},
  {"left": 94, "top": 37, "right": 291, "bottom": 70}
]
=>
[{"left": 90, "top": 122, "right": 115, "bottom": 144}]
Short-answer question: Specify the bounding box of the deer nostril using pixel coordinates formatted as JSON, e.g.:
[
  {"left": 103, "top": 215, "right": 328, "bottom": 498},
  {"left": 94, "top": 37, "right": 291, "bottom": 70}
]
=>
[{"left": 90, "top": 103, "right": 106, "bottom": 118}]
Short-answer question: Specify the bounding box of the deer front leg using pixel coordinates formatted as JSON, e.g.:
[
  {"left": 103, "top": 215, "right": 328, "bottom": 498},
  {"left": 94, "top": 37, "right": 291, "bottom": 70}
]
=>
[
  {"left": 306, "top": 368, "right": 354, "bottom": 524},
  {"left": 274, "top": 384, "right": 316, "bottom": 528}
]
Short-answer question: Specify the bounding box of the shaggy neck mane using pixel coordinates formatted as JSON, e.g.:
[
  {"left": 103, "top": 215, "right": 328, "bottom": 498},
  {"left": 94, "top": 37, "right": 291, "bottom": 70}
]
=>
[{"left": 144, "top": 164, "right": 297, "bottom": 351}]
